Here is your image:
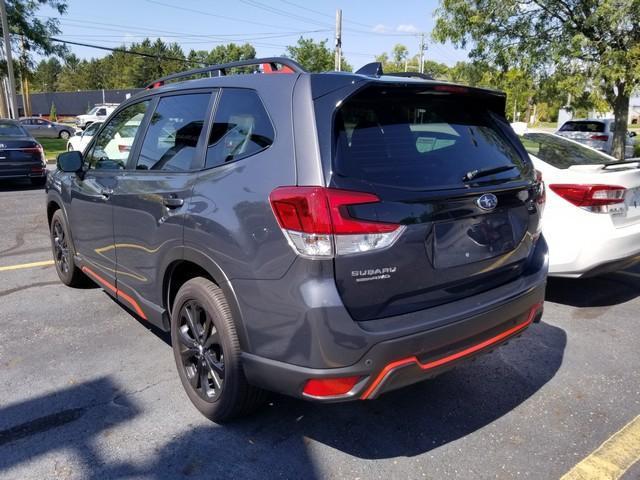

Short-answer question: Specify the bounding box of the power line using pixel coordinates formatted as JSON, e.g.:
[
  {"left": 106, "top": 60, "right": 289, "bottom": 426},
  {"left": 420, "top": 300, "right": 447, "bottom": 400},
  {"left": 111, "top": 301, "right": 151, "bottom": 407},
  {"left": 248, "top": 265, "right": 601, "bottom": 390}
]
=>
[
  {"left": 50, "top": 37, "right": 209, "bottom": 65},
  {"left": 278, "top": 0, "right": 375, "bottom": 29},
  {"left": 143, "top": 0, "right": 301, "bottom": 30}
]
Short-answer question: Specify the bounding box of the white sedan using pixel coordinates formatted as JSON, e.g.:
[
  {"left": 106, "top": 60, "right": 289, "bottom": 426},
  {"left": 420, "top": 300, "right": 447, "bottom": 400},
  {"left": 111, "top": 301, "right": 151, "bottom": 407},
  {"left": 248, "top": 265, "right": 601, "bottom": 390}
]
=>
[
  {"left": 66, "top": 121, "right": 102, "bottom": 153},
  {"left": 519, "top": 130, "right": 640, "bottom": 277}
]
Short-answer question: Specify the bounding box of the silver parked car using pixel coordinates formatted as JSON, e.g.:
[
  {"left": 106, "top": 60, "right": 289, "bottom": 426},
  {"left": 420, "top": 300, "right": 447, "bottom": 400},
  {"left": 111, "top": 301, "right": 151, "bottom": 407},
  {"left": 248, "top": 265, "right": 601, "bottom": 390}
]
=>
[
  {"left": 19, "top": 117, "right": 74, "bottom": 139},
  {"left": 556, "top": 118, "right": 636, "bottom": 158}
]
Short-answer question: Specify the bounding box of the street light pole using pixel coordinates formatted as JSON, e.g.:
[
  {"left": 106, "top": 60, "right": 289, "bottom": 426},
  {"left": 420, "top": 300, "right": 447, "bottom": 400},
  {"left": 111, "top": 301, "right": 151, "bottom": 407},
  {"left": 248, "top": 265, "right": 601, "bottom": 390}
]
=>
[{"left": 0, "top": 0, "right": 18, "bottom": 118}]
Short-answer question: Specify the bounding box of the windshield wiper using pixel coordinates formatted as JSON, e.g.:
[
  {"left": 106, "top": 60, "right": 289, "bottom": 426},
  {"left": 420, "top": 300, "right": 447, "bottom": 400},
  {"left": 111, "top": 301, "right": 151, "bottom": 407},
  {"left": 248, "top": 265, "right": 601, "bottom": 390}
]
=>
[{"left": 462, "top": 165, "right": 517, "bottom": 182}]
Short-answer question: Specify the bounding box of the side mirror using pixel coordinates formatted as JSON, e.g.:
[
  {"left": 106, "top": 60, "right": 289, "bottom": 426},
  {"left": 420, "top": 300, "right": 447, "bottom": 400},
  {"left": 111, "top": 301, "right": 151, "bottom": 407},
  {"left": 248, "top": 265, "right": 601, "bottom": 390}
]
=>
[
  {"left": 74, "top": 131, "right": 82, "bottom": 137},
  {"left": 629, "top": 131, "right": 637, "bottom": 138},
  {"left": 57, "top": 151, "right": 84, "bottom": 173}
]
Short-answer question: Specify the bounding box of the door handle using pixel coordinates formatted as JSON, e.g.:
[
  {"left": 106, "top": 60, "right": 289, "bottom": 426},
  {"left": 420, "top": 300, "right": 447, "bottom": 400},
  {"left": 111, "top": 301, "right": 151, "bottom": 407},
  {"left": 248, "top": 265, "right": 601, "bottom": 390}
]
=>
[
  {"left": 163, "top": 196, "right": 184, "bottom": 208},
  {"left": 100, "top": 187, "right": 113, "bottom": 197}
]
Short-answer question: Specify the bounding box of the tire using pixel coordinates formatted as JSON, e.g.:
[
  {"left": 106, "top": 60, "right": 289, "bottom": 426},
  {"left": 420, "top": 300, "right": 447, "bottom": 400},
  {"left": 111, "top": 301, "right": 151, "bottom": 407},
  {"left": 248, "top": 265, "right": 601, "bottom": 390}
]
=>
[
  {"left": 67, "top": 144, "right": 74, "bottom": 151},
  {"left": 31, "top": 176, "right": 46, "bottom": 186},
  {"left": 59, "top": 130, "right": 71, "bottom": 140},
  {"left": 171, "top": 277, "right": 267, "bottom": 422},
  {"left": 50, "top": 210, "right": 86, "bottom": 287}
]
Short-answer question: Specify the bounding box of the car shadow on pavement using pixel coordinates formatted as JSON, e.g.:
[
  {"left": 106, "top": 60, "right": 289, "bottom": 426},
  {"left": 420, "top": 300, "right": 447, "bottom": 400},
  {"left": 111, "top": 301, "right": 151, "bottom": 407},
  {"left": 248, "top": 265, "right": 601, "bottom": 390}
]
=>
[
  {"left": 0, "top": 377, "right": 141, "bottom": 476},
  {"left": 0, "top": 179, "right": 45, "bottom": 192},
  {"left": 546, "top": 265, "right": 640, "bottom": 307},
  {"left": 129, "top": 321, "right": 565, "bottom": 479},
  {"left": 0, "top": 322, "right": 565, "bottom": 479}
]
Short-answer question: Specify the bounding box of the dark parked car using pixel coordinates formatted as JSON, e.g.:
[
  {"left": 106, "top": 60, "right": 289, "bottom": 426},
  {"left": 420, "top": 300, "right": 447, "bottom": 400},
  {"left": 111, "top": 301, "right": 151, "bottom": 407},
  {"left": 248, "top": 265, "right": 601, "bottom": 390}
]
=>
[
  {"left": 46, "top": 58, "right": 548, "bottom": 422},
  {"left": 0, "top": 119, "right": 47, "bottom": 186}
]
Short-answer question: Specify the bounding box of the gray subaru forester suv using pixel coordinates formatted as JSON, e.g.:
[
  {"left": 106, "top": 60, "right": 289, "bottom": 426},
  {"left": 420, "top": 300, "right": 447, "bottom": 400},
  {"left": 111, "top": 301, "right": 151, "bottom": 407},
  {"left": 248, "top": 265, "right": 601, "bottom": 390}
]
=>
[{"left": 46, "top": 58, "right": 548, "bottom": 422}]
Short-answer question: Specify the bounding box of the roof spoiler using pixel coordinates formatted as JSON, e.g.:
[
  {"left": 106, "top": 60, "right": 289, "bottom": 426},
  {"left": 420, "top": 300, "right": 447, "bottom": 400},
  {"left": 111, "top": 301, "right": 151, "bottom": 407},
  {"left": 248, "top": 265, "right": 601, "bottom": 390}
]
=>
[{"left": 145, "top": 57, "right": 307, "bottom": 89}]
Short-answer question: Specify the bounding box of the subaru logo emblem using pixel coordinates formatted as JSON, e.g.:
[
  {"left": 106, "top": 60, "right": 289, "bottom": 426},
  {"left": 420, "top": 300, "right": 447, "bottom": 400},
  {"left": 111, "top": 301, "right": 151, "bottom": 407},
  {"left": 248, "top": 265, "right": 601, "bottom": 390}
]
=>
[{"left": 476, "top": 193, "right": 498, "bottom": 211}]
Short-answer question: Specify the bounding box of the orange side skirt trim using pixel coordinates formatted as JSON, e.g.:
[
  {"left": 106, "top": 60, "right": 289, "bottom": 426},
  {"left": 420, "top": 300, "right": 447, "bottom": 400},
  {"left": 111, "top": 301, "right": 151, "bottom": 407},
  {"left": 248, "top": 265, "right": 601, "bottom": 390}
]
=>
[{"left": 81, "top": 266, "right": 147, "bottom": 320}]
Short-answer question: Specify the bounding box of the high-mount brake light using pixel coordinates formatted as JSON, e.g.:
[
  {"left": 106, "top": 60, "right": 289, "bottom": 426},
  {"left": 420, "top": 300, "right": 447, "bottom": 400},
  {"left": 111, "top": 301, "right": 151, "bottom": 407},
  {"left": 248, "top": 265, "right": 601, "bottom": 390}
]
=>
[
  {"left": 269, "top": 186, "right": 405, "bottom": 258},
  {"left": 549, "top": 184, "right": 626, "bottom": 213},
  {"left": 433, "top": 85, "right": 469, "bottom": 94}
]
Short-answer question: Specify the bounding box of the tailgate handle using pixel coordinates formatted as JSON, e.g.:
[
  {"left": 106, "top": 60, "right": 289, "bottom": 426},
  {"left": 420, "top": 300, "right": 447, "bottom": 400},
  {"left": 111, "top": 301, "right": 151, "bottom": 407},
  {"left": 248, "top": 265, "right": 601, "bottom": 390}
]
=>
[{"left": 163, "top": 196, "right": 184, "bottom": 208}]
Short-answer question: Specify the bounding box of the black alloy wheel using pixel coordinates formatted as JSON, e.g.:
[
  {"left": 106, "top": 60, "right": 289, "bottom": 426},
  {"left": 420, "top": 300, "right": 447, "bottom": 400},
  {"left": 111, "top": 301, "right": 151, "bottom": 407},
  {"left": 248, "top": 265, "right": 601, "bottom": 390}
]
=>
[
  {"left": 177, "top": 299, "right": 225, "bottom": 401},
  {"left": 49, "top": 210, "right": 86, "bottom": 287},
  {"left": 170, "top": 277, "right": 267, "bottom": 422},
  {"left": 52, "top": 218, "right": 70, "bottom": 276}
]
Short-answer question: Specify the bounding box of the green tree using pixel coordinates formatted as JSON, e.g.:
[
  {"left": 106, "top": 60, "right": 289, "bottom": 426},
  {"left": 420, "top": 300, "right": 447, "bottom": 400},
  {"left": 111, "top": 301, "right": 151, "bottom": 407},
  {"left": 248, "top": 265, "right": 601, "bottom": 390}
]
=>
[
  {"left": 433, "top": 0, "right": 640, "bottom": 159},
  {"left": 285, "top": 37, "right": 351, "bottom": 72},
  {"left": 31, "top": 58, "right": 62, "bottom": 92},
  {"left": 49, "top": 101, "right": 57, "bottom": 121}
]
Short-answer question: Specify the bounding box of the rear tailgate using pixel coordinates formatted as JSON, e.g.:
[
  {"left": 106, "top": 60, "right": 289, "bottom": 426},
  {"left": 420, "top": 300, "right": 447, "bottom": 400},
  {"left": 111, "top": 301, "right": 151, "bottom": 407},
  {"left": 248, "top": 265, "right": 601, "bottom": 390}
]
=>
[
  {"left": 326, "top": 83, "right": 542, "bottom": 322},
  {"left": 0, "top": 139, "right": 44, "bottom": 177}
]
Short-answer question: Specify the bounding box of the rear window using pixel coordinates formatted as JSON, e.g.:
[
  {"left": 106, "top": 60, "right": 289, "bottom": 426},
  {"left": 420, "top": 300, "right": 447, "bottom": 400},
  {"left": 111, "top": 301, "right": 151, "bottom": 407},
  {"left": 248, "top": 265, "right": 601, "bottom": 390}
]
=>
[
  {"left": 0, "top": 122, "right": 27, "bottom": 136},
  {"left": 333, "top": 87, "right": 528, "bottom": 190},
  {"left": 559, "top": 121, "right": 605, "bottom": 133},
  {"left": 520, "top": 133, "right": 610, "bottom": 168}
]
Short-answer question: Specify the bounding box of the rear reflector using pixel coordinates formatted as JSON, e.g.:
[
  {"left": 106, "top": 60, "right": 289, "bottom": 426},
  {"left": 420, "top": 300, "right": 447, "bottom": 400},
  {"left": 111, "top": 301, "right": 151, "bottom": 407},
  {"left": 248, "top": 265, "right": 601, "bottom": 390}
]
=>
[
  {"left": 549, "top": 184, "right": 626, "bottom": 207},
  {"left": 269, "top": 186, "right": 404, "bottom": 258},
  {"left": 302, "top": 376, "right": 361, "bottom": 398},
  {"left": 590, "top": 135, "right": 609, "bottom": 142}
]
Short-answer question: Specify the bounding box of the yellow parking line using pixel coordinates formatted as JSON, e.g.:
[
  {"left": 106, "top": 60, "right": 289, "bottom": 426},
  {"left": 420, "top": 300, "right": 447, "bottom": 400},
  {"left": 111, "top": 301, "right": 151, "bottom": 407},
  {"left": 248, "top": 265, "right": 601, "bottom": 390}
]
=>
[
  {"left": 561, "top": 415, "right": 640, "bottom": 480},
  {"left": 0, "top": 260, "right": 54, "bottom": 272}
]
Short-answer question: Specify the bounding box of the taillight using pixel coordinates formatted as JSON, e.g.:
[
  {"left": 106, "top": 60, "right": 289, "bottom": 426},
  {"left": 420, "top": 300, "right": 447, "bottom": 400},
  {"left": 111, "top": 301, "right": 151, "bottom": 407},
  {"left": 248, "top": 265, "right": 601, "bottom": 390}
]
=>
[
  {"left": 549, "top": 184, "right": 626, "bottom": 213},
  {"left": 269, "top": 186, "right": 405, "bottom": 258},
  {"left": 590, "top": 135, "right": 609, "bottom": 142},
  {"left": 118, "top": 144, "right": 131, "bottom": 153}
]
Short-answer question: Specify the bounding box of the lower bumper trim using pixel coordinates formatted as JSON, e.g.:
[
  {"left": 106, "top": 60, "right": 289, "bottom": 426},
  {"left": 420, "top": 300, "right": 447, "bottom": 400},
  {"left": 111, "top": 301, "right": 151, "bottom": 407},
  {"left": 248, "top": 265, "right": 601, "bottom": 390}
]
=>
[{"left": 360, "top": 302, "right": 543, "bottom": 399}]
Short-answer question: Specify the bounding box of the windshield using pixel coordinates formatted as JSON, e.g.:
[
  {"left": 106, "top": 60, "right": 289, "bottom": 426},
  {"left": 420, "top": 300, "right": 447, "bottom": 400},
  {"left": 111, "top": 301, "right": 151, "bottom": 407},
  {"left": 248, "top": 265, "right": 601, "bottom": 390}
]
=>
[
  {"left": 87, "top": 107, "right": 99, "bottom": 115},
  {"left": 333, "top": 86, "right": 529, "bottom": 190},
  {"left": 0, "top": 122, "right": 28, "bottom": 137},
  {"left": 520, "top": 132, "right": 611, "bottom": 168}
]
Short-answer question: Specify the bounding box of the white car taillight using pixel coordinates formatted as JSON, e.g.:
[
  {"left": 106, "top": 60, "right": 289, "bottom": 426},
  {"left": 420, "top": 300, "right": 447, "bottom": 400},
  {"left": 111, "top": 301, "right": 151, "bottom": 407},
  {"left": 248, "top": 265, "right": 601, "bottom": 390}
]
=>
[
  {"left": 269, "top": 186, "right": 405, "bottom": 258},
  {"left": 549, "top": 184, "right": 627, "bottom": 214}
]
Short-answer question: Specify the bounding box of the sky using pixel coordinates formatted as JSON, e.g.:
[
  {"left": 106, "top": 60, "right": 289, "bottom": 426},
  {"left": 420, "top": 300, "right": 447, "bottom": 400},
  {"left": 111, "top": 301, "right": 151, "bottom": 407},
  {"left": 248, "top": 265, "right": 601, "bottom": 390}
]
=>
[{"left": 37, "top": 0, "right": 470, "bottom": 70}]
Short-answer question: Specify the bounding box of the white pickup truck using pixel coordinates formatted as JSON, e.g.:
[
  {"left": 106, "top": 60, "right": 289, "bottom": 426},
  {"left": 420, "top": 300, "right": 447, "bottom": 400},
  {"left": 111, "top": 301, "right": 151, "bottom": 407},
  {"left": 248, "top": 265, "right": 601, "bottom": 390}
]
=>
[{"left": 75, "top": 103, "right": 118, "bottom": 129}]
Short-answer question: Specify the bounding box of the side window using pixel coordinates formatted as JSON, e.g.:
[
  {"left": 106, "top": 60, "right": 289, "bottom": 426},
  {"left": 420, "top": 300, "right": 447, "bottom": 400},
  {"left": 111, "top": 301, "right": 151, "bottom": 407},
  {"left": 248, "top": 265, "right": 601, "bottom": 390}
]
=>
[
  {"left": 97, "top": 108, "right": 107, "bottom": 116},
  {"left": 85, "top": 100, "right": 149, "bottom": 171},
  {"left": 136, "top": 93, "right": 211, "bottom": 171},
  {"left": 205, "top": 89, "right": 274, "bottom": 168}
]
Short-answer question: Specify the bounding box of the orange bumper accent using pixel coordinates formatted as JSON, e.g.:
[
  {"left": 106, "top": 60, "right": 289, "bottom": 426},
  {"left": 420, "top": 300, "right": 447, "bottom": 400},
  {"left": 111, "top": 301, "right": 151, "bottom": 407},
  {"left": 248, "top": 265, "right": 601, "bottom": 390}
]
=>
[{"left": 360, "top": 302, "right": 543, "bottom": 399}]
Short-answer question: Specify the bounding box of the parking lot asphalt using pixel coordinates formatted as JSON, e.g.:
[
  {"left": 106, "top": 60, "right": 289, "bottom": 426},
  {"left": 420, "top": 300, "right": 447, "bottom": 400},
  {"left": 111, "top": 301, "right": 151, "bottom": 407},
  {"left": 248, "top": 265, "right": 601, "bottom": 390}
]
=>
[{"left": 0, "top": 178, "right": 639, "bottom": 480}]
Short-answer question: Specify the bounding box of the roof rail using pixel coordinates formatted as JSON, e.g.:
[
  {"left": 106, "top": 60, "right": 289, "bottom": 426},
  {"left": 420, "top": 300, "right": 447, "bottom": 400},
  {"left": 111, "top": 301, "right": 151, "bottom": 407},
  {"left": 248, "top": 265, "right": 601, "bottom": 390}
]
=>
[{"left": 145, "top": 57, "right": 307, "bottom": 89}]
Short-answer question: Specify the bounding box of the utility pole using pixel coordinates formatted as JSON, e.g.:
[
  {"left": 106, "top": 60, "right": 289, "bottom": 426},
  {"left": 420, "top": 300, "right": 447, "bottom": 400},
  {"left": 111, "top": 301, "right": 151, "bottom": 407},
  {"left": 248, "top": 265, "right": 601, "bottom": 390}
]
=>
[
  {"left": 20, "top": 35, "right": 31, "bottom": 116},
  {"left": 334, "top": 9, "right": 342, "bottom": 71},
  {"left": 418, "top": 33, "right": 426, "bottom": 74},
  {"left": 0, "top": 0, "right": 17, "bottom": 118}
]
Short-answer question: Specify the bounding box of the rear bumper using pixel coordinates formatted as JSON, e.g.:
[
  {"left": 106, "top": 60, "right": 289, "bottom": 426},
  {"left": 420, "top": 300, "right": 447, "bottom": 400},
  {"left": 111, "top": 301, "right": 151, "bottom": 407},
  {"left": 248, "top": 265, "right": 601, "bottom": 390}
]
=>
[
  {"left": 242, "top": 281, "right": 546, "bottom": 402},
  {"left": 548, "top": 219, "right": 640, "bottom": 277}
]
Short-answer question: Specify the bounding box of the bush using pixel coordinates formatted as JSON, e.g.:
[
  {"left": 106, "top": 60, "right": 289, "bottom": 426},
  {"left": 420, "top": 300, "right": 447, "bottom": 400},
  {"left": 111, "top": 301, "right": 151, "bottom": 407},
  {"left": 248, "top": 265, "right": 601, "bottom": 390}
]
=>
[{"left": 49, "top": 102, "right": 57, "bottom": 122}]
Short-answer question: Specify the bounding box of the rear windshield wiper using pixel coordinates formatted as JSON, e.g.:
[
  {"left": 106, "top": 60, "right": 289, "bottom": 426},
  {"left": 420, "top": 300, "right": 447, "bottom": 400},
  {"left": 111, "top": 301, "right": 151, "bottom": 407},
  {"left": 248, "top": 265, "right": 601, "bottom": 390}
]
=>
[{"left": 462, "top": 165, "right": 517, "bottom": 182}]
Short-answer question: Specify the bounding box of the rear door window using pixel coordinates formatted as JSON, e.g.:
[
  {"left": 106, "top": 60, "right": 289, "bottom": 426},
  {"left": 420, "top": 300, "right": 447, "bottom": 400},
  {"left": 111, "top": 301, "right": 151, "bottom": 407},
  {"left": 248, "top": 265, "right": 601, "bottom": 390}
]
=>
[
  {"left": 205, "top": 89, "right": 274, "bottom": 168},
  {"left": 136, "top": 93, "right": 211, "bottom": 172},
  {"left": 559, "top": 121, "right": 605, "bottom": 133},
  {"left": 333, "top": 86, "right": 528, "bottom": 190}
]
